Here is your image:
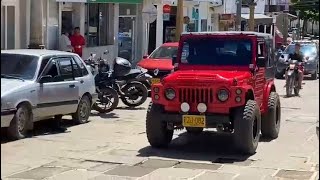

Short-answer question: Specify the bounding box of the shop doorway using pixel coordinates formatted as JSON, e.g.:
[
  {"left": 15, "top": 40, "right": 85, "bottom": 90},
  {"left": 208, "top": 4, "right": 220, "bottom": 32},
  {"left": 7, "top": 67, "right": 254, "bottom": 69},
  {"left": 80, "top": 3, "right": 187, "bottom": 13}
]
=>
[
  {"left": 118, "top": 16, "right": 136, "bottom": 61},
  {"left": 1, "top": 5, "right": 16, "bottom": 49},
  {"left": 61, "top": 11, "right": 73, "bottom": 35}
]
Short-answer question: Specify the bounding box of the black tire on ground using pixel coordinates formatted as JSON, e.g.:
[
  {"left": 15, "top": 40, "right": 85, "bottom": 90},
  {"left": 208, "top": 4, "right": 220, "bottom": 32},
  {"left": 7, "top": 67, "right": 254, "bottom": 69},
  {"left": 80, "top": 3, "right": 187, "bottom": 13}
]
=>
[
  {"left": 186, "top": 127, "right": 203, "bottom": 135},
  {"left": 121, "top": 82, "right": 148, "bottom": 107},
  {"left": 261, "top": 92, "right": 281, "bottom": 139},
  {"left": 146, "top": 102, "right": 173, "bottom": 148},
  {"left": 93, "top": 88, "right": 119, "bottom": 113},
  {"left": 7, "top": 104, "right": 31, "bottom": 140},
  {"left": 233, "top": 100, "right": 261, "bottom": 155},
  {"left": 72, "top": 95, "right": 91, "bottom": 124},
  {"left": 286, "top": 76, "right": 294, "bottom": 97}
]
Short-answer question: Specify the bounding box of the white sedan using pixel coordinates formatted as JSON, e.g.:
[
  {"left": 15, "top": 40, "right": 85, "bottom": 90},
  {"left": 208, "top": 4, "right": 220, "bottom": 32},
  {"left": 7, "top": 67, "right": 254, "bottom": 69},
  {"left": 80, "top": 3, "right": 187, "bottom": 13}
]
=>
[{"left": 1, "top": 49, "right": 97, "bottom": 140}]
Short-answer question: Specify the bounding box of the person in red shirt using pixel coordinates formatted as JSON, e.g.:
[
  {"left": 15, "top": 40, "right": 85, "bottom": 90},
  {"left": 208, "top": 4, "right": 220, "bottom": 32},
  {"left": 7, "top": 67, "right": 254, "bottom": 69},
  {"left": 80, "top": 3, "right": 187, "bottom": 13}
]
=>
[{"left": 69, "top": 27, "right": 85, "bottom": 57}]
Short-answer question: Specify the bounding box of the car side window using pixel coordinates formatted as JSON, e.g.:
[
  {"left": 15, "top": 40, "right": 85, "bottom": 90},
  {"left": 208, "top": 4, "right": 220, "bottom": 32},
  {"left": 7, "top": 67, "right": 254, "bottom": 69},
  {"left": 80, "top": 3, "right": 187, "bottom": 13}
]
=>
[
  {"left": 257, "top": 43, "right": 264, "bottom": 57},
  {"left": 73, "top": 56, "right": 89, "bottom": 76},
  {"left": 38, "top": 57, "right": 51, "bottom": 78},
  {"left": 71, "top": 58, "right": 82, "bottom": 77},
  {"left": 57, "top": 58, "right": 74, "bottom": 81},
  {"left": 41, "top": 60, "right": 62, "bottom": 82}
]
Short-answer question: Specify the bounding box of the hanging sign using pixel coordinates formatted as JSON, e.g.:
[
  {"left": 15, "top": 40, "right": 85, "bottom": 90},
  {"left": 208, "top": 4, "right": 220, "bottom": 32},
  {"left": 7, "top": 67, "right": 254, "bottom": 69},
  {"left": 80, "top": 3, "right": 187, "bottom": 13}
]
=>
[{"left": 163, "top": 4, "right": 171, "bottom": 21}]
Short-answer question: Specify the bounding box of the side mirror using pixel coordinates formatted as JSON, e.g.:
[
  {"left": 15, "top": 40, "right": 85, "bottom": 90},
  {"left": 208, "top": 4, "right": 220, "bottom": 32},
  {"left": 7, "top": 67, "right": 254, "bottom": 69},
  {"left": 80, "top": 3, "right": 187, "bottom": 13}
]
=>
[
  {"left": 256, "top": 56, "right": 266, "bottom": 67},
  {"left": 172, "top": 56, "right": 177, "bottom": 66},
  {"left": 39, "top": 75, "right": 53, "bottom": 83},
  {"left": 143, "top": 55, "right": 148, "bottom": 59}
]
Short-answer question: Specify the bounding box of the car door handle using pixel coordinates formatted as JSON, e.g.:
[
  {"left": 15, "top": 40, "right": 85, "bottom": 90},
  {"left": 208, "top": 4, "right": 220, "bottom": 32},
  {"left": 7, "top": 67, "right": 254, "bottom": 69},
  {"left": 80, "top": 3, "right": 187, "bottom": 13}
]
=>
[
  {"left": 69, "top": 84, "right": 76, "bottom": 88},
  {"left": 80, "top": 80, "right": 84, "bottom": 84}
]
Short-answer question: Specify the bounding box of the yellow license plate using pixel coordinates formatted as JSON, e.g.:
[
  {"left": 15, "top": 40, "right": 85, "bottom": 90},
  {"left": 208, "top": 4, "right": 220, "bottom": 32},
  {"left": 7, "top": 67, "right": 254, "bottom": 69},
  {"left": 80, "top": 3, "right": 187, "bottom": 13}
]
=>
[
  {"left": 182, "top": 115, "right": 206, "bottom": 128},
  {"left": 151, "top": 78, "right": 160, "bottom": 84}
]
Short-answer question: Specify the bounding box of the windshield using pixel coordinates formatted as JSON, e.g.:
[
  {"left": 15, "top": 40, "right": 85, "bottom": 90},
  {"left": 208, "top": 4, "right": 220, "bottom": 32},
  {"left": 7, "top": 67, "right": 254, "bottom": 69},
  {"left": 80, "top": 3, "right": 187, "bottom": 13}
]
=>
[
  {"left": 149, "top": 46, "right": 178, "bottom": 59},
  {"left": 284, "top": 44, "right": 317, "bottom": 57},
  {"left": 180, "top": 38, "right": 252, "bottom": 66},
  {"left": 1, "top": 53, "right": 39, "bottom": 80}
]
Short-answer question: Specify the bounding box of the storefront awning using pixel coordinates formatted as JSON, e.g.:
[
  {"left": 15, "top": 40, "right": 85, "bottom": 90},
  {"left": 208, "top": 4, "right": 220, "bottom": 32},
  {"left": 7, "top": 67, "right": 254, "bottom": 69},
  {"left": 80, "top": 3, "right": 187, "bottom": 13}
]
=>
[
  {"left": 241, "top": 14, "right": 273, "bottom": 25},
  {"left": 88, "top": 0, "right": 142, "bottom": 3}
]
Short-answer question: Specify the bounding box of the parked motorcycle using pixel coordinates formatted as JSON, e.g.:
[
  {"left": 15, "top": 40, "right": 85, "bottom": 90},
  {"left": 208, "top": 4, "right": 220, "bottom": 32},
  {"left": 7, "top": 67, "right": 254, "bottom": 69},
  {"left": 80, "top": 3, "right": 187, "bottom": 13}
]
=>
[
  {"left": 285, "top": 59, "right": 304, "bottom": 97},
  {"left": 96, "top": 51, "right": 151, "bottom": 107},
  {"left": 84, "top": 53, "right": 119, "bottom": 113}
]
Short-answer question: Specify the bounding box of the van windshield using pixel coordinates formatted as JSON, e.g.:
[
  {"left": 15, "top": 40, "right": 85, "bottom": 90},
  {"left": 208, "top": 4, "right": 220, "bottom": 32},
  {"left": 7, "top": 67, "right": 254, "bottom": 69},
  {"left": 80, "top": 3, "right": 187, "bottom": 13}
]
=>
[{"left": 180, "top": 38, "right": 253, "bottom": 66}]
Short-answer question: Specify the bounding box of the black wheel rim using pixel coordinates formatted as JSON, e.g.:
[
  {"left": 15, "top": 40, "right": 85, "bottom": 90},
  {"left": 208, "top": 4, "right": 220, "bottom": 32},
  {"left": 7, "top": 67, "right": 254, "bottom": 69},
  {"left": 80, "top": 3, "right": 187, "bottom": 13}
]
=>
[
  {"left": 97, "top": 92, "right": 115, "bottom": 110},
  {"left": 125, "top": 87, "right": 144, "bottom": 104}
]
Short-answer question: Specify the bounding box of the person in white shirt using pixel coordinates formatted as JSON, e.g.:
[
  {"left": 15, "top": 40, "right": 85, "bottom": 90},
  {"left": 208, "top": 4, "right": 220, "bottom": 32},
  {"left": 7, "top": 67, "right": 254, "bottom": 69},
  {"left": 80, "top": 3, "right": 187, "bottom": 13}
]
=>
[{"left": 59, "top": 31, "right": 74, "bottom": 52}]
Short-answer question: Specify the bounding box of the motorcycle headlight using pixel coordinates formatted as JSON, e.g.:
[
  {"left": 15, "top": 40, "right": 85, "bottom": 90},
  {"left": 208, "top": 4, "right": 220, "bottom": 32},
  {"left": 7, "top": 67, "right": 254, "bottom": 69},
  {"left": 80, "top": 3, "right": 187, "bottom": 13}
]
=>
[
  {"left": 217, "top": 89, "right": 229, "bottom": 102},
  {"left": 165, "top": 88, "right": 176, "bottom": 100},
  {"left": 137, "top": 66, "right": 148, "bottom": 73}
]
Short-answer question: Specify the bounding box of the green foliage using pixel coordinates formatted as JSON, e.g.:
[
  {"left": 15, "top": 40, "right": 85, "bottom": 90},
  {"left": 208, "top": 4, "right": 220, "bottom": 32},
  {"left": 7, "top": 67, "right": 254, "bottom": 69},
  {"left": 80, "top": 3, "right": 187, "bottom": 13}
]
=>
[{"left": 292, "top": 0, "right": 319, "bottom": 21}]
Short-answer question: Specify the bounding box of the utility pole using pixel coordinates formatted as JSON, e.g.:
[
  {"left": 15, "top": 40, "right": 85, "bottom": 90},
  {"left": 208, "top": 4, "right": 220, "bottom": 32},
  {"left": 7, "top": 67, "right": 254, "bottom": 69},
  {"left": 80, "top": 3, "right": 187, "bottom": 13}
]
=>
[
  {"left": 236, "top": 0, "right": 242, "bottom": 31},
  {"left": 175, "top": 0, "right": 183, "bottom": 41},
  {"left": 248, "top": 0, "right": 256, "bottom": 31}
]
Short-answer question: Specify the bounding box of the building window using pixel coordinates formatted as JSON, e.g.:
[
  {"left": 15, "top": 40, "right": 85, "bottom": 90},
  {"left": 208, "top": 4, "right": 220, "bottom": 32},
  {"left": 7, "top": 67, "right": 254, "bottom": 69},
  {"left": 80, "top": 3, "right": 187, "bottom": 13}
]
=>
[{"left": 86, "top": 3, "right": 114, "bottom": 47}]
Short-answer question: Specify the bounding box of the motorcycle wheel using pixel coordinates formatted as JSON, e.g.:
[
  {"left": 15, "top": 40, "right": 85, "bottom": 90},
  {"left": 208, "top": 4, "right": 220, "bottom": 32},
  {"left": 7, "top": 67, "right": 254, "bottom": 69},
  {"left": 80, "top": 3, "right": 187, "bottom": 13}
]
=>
[
  {"left": 286, "top": 76, "right": 294, "bottom": 97},
  {"left": 294, "top": 78, "right": 300, "bottom": 96},
  {"left": 93, "top": 87, "right": 119, "bottom": 113},
  {"left": 121, "top": 82, "right": 148, "bottom": 107}
]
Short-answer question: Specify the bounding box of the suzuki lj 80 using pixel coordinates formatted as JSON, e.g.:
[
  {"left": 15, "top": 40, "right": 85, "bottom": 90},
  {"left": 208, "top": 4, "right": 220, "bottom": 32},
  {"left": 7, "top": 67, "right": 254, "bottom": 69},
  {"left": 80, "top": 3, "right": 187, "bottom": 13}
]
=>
[{"left": 146, "top": 32, "right": 281, "bottom": 155}]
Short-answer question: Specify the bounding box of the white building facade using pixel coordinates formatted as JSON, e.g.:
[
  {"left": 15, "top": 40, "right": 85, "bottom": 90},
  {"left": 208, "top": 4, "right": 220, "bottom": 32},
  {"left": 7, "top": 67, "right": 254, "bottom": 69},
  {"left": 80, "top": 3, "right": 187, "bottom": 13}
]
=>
[{"left": 1, "top": 0, "right": 145, "bottom": 63}]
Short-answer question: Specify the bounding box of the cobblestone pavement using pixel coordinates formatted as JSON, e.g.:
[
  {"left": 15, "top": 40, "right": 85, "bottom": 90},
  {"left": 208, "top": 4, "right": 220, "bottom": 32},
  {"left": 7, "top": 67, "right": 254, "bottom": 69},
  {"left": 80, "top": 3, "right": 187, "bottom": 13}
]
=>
[{"left": 1, "top": 79, "right": 319, "bottom": 180}]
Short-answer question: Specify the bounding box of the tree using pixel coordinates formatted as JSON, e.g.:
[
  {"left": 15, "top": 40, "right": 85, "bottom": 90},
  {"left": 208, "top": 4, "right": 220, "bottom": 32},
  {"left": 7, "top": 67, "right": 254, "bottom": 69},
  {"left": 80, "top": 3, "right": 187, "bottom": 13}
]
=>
[{"left": 291, "top": 0, "right": 319, "bottom": 35}]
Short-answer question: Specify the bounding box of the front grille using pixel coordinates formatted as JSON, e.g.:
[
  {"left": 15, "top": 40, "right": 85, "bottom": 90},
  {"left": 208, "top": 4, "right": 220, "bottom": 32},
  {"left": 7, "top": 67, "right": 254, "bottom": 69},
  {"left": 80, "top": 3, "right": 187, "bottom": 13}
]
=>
[{"left": 179, "top": 88, "right": 214, "bottom": 103}]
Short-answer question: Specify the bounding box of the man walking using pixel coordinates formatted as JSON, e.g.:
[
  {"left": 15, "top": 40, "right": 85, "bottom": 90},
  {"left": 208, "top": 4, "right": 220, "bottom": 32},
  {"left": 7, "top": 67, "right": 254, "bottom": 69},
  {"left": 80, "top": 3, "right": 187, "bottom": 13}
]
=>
[
  {"left": 70, "top": 27, "right": 85, "bottom": 57},
  {"left": 59, "top": 30, "right": 74, "bottom": 52}
]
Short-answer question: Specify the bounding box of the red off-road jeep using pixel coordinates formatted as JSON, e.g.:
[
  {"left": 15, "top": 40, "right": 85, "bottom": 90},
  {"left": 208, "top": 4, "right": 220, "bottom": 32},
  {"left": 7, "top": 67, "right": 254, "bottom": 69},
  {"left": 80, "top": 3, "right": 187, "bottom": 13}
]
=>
[{"left": 146, "top": 32, "right": 281, "bottom": 155}]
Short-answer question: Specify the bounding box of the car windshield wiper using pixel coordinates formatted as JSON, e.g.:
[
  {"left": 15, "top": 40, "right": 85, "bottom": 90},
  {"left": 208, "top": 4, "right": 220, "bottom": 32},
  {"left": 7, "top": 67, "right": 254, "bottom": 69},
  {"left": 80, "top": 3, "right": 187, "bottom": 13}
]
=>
[{"left": 1, "top": 74, "right": 25, "bottom": 81}]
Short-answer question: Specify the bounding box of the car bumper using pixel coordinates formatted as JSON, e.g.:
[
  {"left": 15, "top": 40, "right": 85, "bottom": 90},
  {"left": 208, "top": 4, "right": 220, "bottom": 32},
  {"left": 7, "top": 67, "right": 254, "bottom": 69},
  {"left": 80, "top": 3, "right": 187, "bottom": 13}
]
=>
[
  {"left": 91, "top": 93, "right": 98, "bottom": 105},
  {"left": 162, "top": 113, "right": 230, "bottom": 128},
  {"left": 304, "top": 62, "right": 317, "bottom": 74},
  {"left": 1, "top": 109, "right": 16, "bottom": 128}
]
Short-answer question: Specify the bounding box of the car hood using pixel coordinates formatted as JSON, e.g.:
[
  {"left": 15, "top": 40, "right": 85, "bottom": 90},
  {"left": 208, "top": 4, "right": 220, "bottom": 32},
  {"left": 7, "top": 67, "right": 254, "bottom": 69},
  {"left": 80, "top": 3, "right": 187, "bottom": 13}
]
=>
[
  {"left": 162, "top": 70, "right": 252, "bottom": 85},
  {"left": 137, "top": 58, "right": 173, "bottom": 71},
  {"left": 1, "top": 78, "right": 33, "bottom": 97}
]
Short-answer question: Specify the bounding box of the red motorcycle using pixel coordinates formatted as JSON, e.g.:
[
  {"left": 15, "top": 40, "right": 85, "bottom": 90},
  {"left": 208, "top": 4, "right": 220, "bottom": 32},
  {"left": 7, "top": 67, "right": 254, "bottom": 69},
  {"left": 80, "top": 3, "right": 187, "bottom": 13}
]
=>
[{"left": 285, "top": 59, "right": 304, "bottom": 97}]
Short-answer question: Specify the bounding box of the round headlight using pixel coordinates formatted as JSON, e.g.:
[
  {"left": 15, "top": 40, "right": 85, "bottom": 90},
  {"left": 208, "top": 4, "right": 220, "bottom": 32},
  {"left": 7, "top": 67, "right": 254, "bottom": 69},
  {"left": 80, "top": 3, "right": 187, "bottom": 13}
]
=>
[
  {"left": 217, "top": 89, "right": 229, "bottom": 102},
  {"left": 236, "top": 89, "right": 242, "bottom": 95},
  {"left": 180, "top": 102, "right": 190, "bottom": 112},
  {"left": 154, "top": 87, "right": 159, "bottom": 93},
  {"left": 165, "top": 88, "right": 176, "bottom": 100},
  {"left": 197, "top": 103, "right": 207, "bottom": 113}
]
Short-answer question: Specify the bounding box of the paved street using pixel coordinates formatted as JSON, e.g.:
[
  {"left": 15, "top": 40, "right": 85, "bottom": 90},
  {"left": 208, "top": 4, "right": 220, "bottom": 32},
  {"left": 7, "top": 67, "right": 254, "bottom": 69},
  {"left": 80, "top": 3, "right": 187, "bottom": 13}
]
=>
[{"left": 1, "top": 79, "right": 319, "bottom": 180}]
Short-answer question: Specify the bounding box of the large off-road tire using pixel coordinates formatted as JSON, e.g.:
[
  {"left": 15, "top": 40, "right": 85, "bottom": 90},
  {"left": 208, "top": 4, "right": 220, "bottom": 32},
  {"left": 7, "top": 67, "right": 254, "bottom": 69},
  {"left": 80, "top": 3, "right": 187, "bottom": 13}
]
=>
[
  {"left": 7, "top": 104, "right": 31, "bottom": 140},
  {"left": 93, "top": 87, "right": 119, "bottom": 113},
  {"left": 72, "top": 95, "right": 91, "bottom": 124},
  {"left": 121, "top": 82, "right": 148, "bottom": 107},
  {"left": 186, "top": 127, "right": 203, "bottom": 135},
  {"left": 261, "top": 92, "right": 281, "bottom": 139},
  {"left": 146, "top": 102, "right": 173, "bottom": 148},
  {"left": 234, "top": 100, "right": 261, "bottom": 155}
]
